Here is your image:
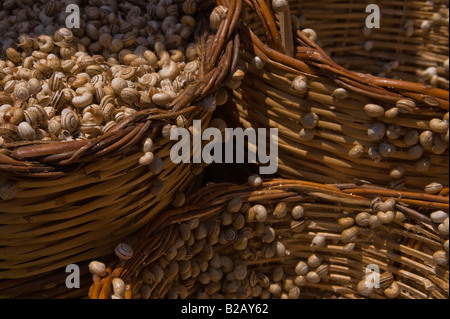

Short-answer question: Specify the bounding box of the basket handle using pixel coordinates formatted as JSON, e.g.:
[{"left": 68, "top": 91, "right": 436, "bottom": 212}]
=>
[{"left": 242, "top": 0, "right": 449, "bottom": 111}]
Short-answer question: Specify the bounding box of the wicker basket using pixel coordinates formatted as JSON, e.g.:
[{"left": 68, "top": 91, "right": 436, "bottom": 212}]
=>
[
  {"left": 88, "top": 178, "right": 449, "bottom": 299},
  {"left": 291, "top": 0, "right": 449, "bottom": 89},
  {"left": 0, "top": 0, "right": 242, "bottom": 291},
  {"left": 222, "top": 0, "right": 449, "bottom": 191}
]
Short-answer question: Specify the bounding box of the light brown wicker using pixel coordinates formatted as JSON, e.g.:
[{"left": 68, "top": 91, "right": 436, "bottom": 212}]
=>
[
  {"left": 0, "top": 0, "right": 242, "bottom": 286},
  {"left": 88, "top": 178, "right": 449, "bottom": 299}
]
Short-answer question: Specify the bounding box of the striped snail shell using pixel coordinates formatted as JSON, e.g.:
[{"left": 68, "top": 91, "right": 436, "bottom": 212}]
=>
[
  {"left": 61, "top": 108, "right": 79, "bottom": 133},
  {"left": 115, "top": 243, "right": 133, "bottom": 261},
  {"left": 210, "top": 5, "right": 227, "bottom": 30}
]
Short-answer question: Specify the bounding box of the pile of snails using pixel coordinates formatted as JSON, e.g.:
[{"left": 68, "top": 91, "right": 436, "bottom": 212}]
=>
[
  {"left": 288, "top": 74, "right": 450, "bottom": 186},
  {"left": 90, "top": 176, "right": 448, "bottom": 299},
  {"left": 0, "top": 0, "right": 231, "bottom": 146}
]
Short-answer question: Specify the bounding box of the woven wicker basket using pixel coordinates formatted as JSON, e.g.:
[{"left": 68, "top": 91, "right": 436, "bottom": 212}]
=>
[
  {"left": 223, "top": 0, "right": 449, "bottom": 191},
  {"left": 88, "top": 178, "right": 449, "bottom": 299},
  {"left": 0, "top": 0, "right": 242, "bottom": 292}
]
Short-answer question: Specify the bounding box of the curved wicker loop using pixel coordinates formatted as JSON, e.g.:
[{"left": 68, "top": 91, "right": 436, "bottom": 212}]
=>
[
  {"left": 89, "top": 179, "right": 449, "bottom": 299},
  {"left": 0, "top": 0, "right": 242, "bottom": 282},
  {"left": 224, "top": 0, "right": 449, "bottom": 191}
]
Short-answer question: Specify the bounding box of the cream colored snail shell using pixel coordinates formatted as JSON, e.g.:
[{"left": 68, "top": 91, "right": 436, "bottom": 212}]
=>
[
  {"left": 292, "top": 76, "right": 308, "bottom": 94},
  {"left": 18, "top": 121, "right": 36, "bottom": 140},
  {"left": 292, "top": 205, "right": 304, "bottom": 219},
  {"left": 139, "top": 152, "right": 155, "bottom": 166},
  {"left": 341, "top": 226, "right": 358, "bottom": 243},
  {"left": 429, "top": 118, "right": 449, "bottom": 134},
  {"left": 88, "top": 260, "right": 107, "bottom": 277},
  {"left": 338, "top": 216, "right": 354, "bottom": 228},
  {"left": 432, "top": 250, "right": 448, "bottom": 266},
  {"left": 152, "top": 92, "right": 172, "bottom": 106},
  {"left": 72, "top": 93, "right": 93, "bottom": 108},
  {"left": 112, "top": 278, "right": 126, "bottom": 297},
  {"left": 364, "top": 103, "right": 385, "bottom": 117},
  {"left": 430, "top": 210, "right": 448, "bottom": 224},
  {"left": 332, "top": 88, "right": 348, "bottom": 99},
  {"left": 425, "top": 182, "right": 443, "bottom": 194},
  {"left": 61, "top": 109, "right": 79, "bottom": 133},
  {"left": 311, "top": 234, "right": 326, "bottom": 250}
]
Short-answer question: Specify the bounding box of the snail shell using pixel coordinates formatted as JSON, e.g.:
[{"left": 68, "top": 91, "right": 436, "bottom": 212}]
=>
[
  {"left": 210, "top": 5, "right": 227, "bottom": 30},
  {"left": 273, "top": 202, "right": 288, "bottom": 218},
  {"left": 54, "top": 27, "right": 73, "bottom": 43},
  {"left": 355, "top": 212, "right": 371, "bottom": 226},
  {"left": 115, "top": 243, "right": 133, "bottom": 261},
  {"left": 378, "top": 142, "right": 396, "bottom": 157},
  {"left": 386, "top": 124, "right": 402, "bottom": 140},
  {"left": 298, "top": 128, "right": 315, "bottom": 141},
  {"left": 424, "top": 182, "right": 443, "bottom": 194},
  {"left": 227, "top": 196, "right": 243, "bottom": 213},
  {"left": 305, "top": 271, "right": 321, "bottom": 284},
  {"left": 432, "top": 135, "right": 447, "bottom": 155},
  {"left": 48, "top": 117, "right": 62, "bottom": 136},
  {"left": 384, "top": 282, "right": 400, "bottom": 299},
  {"left": 88, "top": 261, "right": 106, "bottom": 277},
  {"left": 348, "top": 144, "right": 364, "bottom": 158},
  {"left": 6, "top": 48, "right": 22, "bottom": 64},
  {"left": 120, "top": 87, "right": 140, "bottom": 104},
  {"left": 307, "top": 253, "right": 323, "bottom": 267},
  {"left": 152, "top": 92, "right": 172, "bottom": 106},
  {"left": 18, "top": 121, "right": 36, "bottom": 140},
  {"left": 311, "top": 234, "right": 326, "bottom": 250},
  {"left": 332, "top": 88, "right": 348, "bottom": 99},
  {"left": 385, "top": 107, "right": 399, "bottom": 118},
  {"left": 364, "top": 103, "right": 385, "bottom": 117},
  {"left": 357, "top": 279, "right": 374, "bottom": 297},
  {"left": 292, "top": 75, "right": 308, "bottom": 94},
  {"left": 404, "top": 129, "right": 419, "bottom": 146},
  {"left": 274, "top": 241, "right": 287, "bottom": 257},
  {"left": 377, "top": 210, "right": 395, "bottom": 224},
  {"left": 302, "top": 28, "right": 317, "bottom": 42},
  {"left": 429, "top": 118, "right": 449, "bottom": 134},
  {"left": 112, "top": 278, "right": 126, "bottom": 297},
  {"left": 438, "top": 218, "right": 449, "bottom": 236},
  {"left": 396, "top": 99, "right": 416, "bottom": 113},
  {"left": 415, "top": 156, "right": 431, "bottom": 172},
  {"left": 4, "top": 107, "right": 23, "bottom": 125},
  {"left": 407, "top": 144, "right": 424, "bottom": 160},
  {"left": 149, "top": 156, "right": 164, "bottom": 174},
  {"left": 251, "top": 204, "right": 268, "bottom": 222},
  {"left": 14, "top": 85, "right": 30, "bottom": 100},
  {"left": 72, "top": 93, "right": 93, "bottom": 108},
  {"left": 389, "top": 166, "right": 405, "bottom": 179},
  {"left": 367, "top": 122, "right": 386, "bottom": 141},
  {"left": 292, "top": 205, "right": 304, "bottom": 219},
  {"left": 420, "top": 130, "right": 434, "bottom": 148},
  {"left": 301, "top": 112, "right": 319, "bottom": 129},
  {"left": 431, "top": 211, "right": 448, "bottom": 224},
  {"left": 182, "top": 0, "right": 198, "bottom": 15},
  {"left": 61, "top": 109, "right": 79, "bottom": 133},
  {"left": 341, "top": 226, "right": 359, "bottom": 243},
  {"left": 261, "top": 226, "right": 276, "bottom": 243},
  {"left": 338, "top": 216, "right": 354, "bottom": 228}
]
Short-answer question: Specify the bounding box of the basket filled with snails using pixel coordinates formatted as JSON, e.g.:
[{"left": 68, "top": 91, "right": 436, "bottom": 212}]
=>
[
  {"left": 87, "top": 177, "right": 449, "bottom": 299},
  {"left": 219, "top": 0, "right": 449, "bottom": 191},
  {"left": 0, "top": 0, "right": 243, "bottom": 293}
]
